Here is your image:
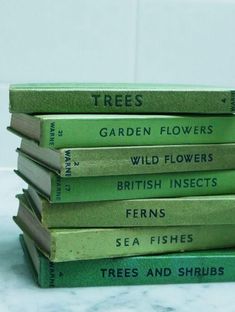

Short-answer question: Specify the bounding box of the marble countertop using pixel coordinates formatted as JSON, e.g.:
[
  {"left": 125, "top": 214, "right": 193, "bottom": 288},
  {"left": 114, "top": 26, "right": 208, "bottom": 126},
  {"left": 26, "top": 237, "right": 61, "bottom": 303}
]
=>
[{"left": 1, "top": 169, "right": 235, "bottom": 312}]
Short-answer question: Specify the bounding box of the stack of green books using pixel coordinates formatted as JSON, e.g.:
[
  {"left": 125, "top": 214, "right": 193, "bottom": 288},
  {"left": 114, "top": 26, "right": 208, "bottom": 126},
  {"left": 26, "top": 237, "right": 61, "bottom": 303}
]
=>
[{"left": 8, "top": 83, "right": 235, "bottom": 287}]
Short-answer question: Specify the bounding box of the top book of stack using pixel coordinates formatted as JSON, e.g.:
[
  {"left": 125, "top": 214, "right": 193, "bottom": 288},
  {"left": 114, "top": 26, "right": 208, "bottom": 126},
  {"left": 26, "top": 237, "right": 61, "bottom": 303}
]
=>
[{"left": 9, "top": 83, "right": 235, "bottom": 114}]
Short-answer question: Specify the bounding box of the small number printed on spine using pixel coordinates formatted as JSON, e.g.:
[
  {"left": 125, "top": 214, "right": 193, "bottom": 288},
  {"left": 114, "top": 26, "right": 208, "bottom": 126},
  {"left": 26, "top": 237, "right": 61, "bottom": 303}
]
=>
[{"left": 231, "top": 91, "right": 235, "bottom": 111}]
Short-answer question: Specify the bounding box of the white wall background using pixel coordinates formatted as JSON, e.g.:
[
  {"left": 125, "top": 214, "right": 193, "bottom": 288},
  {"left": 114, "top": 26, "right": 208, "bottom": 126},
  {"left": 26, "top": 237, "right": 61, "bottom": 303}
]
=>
[{"left": 1, "top": 0, "right": 235, "bottom": 167}]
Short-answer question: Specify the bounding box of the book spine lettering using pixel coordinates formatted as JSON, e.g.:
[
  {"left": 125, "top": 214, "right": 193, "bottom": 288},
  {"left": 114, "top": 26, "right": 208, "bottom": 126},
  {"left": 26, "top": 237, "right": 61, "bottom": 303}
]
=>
[
  {"left": 41, "top": 254, "right": 235, "bottom": 287},
  {"left": 60, "top": 144, "right": 235, "bottom": 177},
  {"left": 42, "top": 116, "right": 235, "bottom": 148},
  {"left": 43, "top": 197, "right": 235, "bottom": 228},
  {"left": 50, "top": 169, "right": 235, "bottom": 202},
  {"left": 48, "top": 262, "right": 55, "bottom": 287},
  {"left": 51, "top": 225, "right": 235, "bottom": 262},
  {"left": 10, "top": 88, "right": 234, "bottom": 113}
]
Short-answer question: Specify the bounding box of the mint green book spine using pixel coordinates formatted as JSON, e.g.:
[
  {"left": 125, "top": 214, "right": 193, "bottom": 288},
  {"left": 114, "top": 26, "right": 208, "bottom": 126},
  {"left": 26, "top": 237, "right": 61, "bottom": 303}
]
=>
[
  {"left": 9, "top": 83, "right": 235, "bottom": 114},
  {"left": 20, "top": 234, "right": 235, "bottom": 287},
  {"left": 11, "top": 114, "right": 235, "bottom": 148},
  {"left": 17, "top": 153, "right": 235, "bottom": 202},
  {"left": 19, "top": 139, "right": 235, "bottom": 177},
  {"left": 22, "top": 191, "right": 235, "bottom": 228}
]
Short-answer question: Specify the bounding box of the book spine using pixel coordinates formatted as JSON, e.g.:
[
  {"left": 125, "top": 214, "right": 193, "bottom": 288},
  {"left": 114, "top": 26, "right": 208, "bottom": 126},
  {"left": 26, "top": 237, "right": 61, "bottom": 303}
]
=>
[
  {"left": 42, "top": 115, "right": 235, "bottom": 148},
  {"left": 9, "top": 88, "right": 235, "bottom": 114},
  {"left": 60, "top": 144, "right": 235, "bottom": 177},
  {"left": 40, "top": 253, "right": 235, "bottom": 287},
  {"left": 51, "top": 225, "right": 235, "bottom": 262},
  {"left": 43, "top": 197, "right": 235, "bottom": 228},
  {"left": 50, "top": 169, "right": 235, "bottom": 202}
]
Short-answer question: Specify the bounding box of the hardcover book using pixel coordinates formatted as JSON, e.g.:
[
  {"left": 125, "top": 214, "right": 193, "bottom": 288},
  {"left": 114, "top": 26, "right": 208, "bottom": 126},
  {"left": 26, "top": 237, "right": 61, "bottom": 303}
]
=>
[
  {"left": 21, "top": 187, "right": 235, "bottom": 228},
  {"left": 9, "top": 113, "right": 235, "bottom": 148},
  {"left": 20, "top": 234, "right": 235, "bottom": 288},
  {"left": 16, "top": 153, "right": 235, "bottom": 203},
  {"left": 14, "top": 201, "right": 235, "bottom": 262},
  {"left": 9, "top": 83, "right": 235, "bottom": 114},
  {"left": 19, "top": 138, "right": 235, "bottom": 177}
]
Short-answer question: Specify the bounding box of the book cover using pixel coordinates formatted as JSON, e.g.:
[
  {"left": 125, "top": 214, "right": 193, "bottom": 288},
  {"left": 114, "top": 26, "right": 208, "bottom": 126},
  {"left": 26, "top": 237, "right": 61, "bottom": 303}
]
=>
[
  {"left": 20, "top": 234, "right": 235, "bottom": 288},
  {"left": 19, "top": 138, "right": 235, "bottom": 177},
  {"left": 16, "top": 153, "right": 235, "bottom": 203},
  {"left": 14, "top": 201, "right": 235, "bottom": 262},
  {"left": 22, "top": 187, "right": 235, "bottom": 228},
  {"left": 9, "top": 83, "right": 235, "bottom": 114},
  {"left": 9, "top": 113, "right": 235, "bottom": 148}
]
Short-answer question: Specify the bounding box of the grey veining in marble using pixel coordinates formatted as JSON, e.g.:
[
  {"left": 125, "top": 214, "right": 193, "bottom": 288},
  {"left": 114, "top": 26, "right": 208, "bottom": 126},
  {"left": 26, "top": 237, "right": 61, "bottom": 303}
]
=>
[{"left": 1, "top": 170, "right": 235, "bottom": 312}]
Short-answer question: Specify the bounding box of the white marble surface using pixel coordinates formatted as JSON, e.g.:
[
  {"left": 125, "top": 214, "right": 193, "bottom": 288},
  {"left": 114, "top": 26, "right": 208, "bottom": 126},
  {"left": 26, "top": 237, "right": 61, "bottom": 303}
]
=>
[{"left": 1, "top": 170, "right": 235, "bottom": 312}]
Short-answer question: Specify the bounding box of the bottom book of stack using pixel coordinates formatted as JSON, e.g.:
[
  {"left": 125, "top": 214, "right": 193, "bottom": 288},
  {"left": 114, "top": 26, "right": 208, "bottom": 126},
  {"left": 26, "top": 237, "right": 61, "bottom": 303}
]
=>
[{"left": 20, "top": 234, "right": 235, "bottom": 288}]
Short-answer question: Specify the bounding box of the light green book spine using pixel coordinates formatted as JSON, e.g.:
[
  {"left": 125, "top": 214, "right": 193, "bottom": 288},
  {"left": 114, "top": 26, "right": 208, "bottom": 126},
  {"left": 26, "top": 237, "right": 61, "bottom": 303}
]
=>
[
  {"left": 39, "top": 115, "right": 235, "bottom": 148},
  {"left": 20, "top": 235, "right": 235, "bottom": 288},
  {"left": 20, "top": 139, "right": 235, "bottom": 177},
  {"left": 23, "top": 191, "right": 235, "bottom": 228},
  {"left": 16, "top": 222, "right": 235, "bottom": 262},
  {"left": 59, "top": 143, "right": 235, "bottom": 176},
  {"left": 9, "top": 83, "right": 235, "bottom": 113}
]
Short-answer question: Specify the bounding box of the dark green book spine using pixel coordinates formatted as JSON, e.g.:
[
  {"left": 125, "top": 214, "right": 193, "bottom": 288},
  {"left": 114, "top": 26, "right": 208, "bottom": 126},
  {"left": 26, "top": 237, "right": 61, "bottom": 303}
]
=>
[
  {"left": 9, "top": 83, "right": 235, "bottom": 114},
  {"left": 20, "top": 235, "right": 235, "bottom": 288},
  {"left": 49, "top": 169, "right": 235, "bottom": 202}
]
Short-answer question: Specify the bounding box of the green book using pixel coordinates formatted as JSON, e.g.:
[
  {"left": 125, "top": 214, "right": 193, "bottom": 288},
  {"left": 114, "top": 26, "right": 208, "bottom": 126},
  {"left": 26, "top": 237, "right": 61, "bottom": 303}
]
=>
[
  {"left": 20, "top": 234, "right": 235, "bottom": 287},
  {"left": 14, "top": 201, "right": 235, "bottom": 262},
  {"left": 9, "top": 83, "right": 235, "bottom": 114},
  {"left": 19, "top": 138, "right": 235, "bottom": 177},
  {"left": 9, "top": 113, "right": 235, "bottom": 148},
  {"left": 16, "top": 153, "right": 235, "bottom": 203},
  {"left": 21, "top": 187, "right": 235, "bottom": 228}
]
